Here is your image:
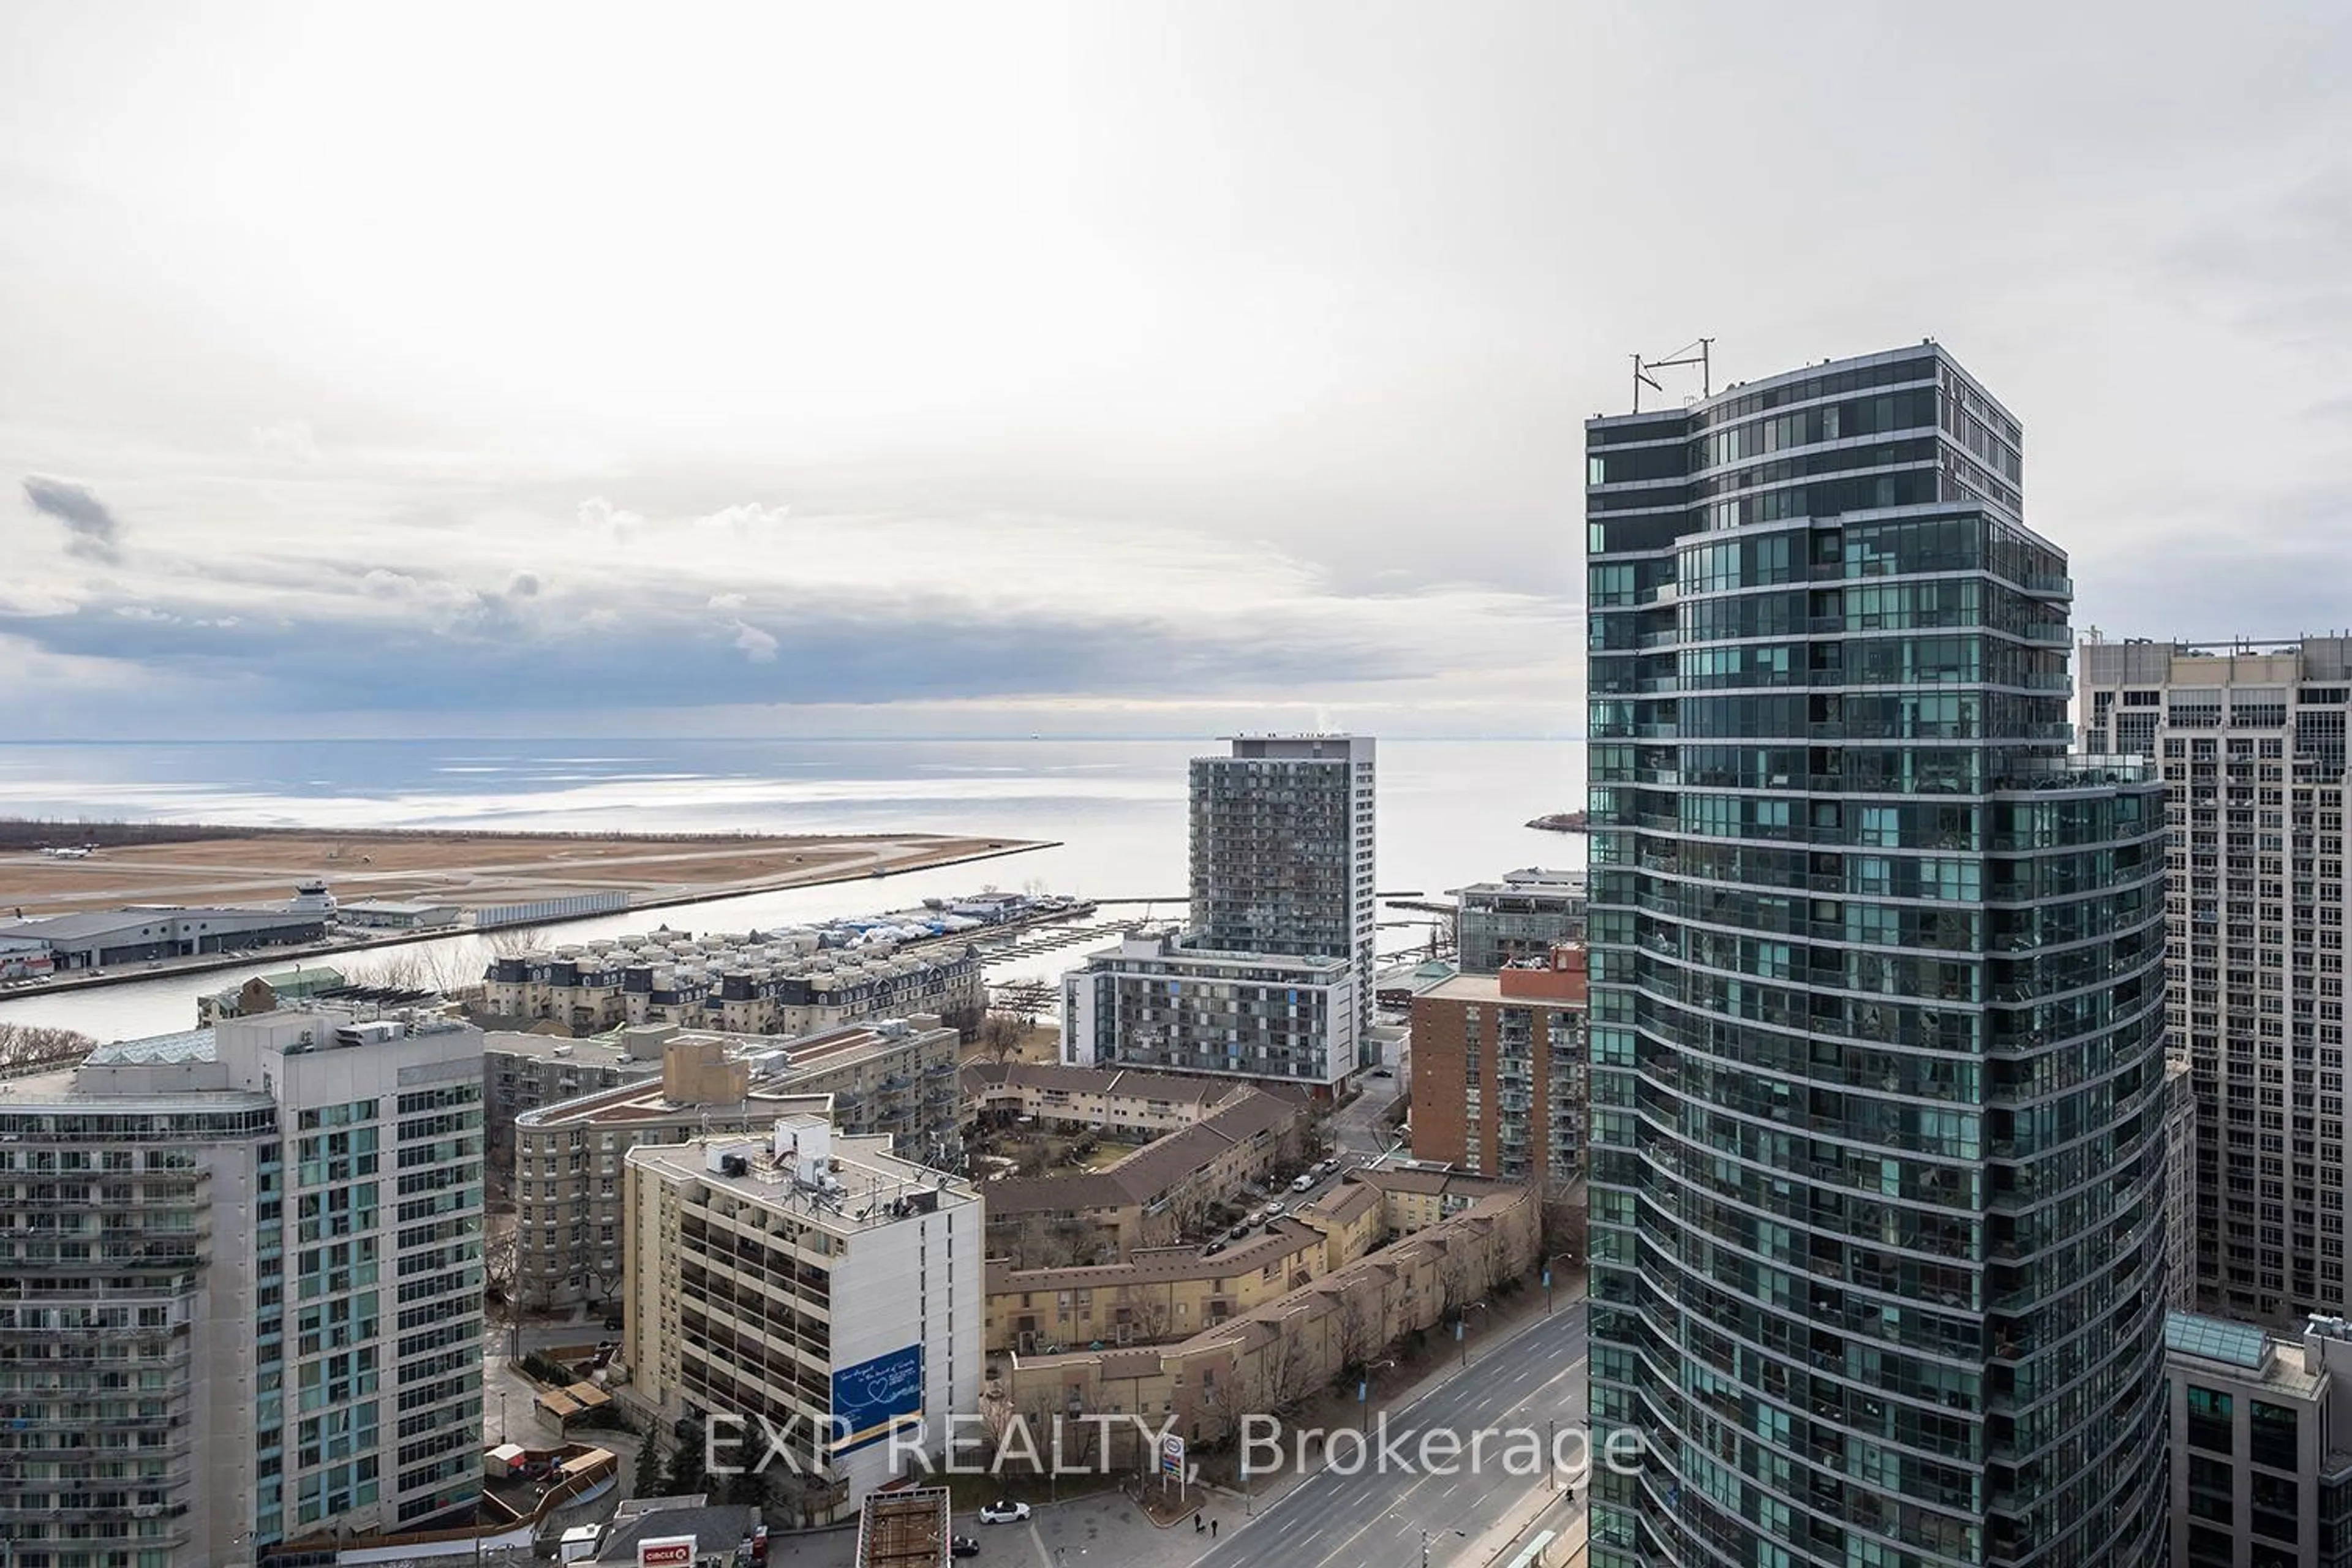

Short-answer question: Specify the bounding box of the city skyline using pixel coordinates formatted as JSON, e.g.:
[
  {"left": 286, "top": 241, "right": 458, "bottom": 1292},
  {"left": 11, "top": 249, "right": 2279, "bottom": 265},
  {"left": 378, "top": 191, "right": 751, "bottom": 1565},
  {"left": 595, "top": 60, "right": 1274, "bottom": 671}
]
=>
[{"left": 2, "top": 4, "right": 2348, "bottom": 739}]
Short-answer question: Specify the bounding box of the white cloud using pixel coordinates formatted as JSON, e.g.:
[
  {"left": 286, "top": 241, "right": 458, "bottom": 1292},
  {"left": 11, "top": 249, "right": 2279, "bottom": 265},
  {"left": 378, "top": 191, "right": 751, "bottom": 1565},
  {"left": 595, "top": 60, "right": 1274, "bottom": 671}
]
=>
[
  {"left": 578, "top": 497, "right": 645, "bottom": 543},
  {"left": 697, "top": 502, "right": 790, "bottom": 533},
  {"left": 0, "top": 582, "right": 78, "bottom": 616},
  {"left": 731, "top": 621, "right": 780, "bottom": 663},
  {"left": 361, "top": 568, "right": 420, "bottom": 597}
]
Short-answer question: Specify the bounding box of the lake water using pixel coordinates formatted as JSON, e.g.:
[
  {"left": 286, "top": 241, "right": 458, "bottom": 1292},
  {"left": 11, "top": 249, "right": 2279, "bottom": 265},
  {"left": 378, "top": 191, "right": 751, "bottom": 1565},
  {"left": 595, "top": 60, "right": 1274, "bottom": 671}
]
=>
[{"left": 0, "top": 737, "right": 1586, "bottom": 1041}]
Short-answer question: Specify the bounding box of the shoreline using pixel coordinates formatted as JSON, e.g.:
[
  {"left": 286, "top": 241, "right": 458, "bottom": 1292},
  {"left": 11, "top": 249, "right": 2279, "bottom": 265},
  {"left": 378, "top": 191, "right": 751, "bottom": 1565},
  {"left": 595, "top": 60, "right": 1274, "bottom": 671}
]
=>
[{"left": 0, "top": 838, "right": 1059, "bottom": 1003}]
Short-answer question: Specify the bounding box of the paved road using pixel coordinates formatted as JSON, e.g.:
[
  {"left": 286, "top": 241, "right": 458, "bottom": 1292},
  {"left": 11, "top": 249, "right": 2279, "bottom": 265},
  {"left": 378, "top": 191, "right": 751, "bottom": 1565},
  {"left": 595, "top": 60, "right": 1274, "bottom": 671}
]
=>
[
  {"left": 1194, "top": 1303, "right": 1588, "bottom": 1568},
  {"left": 1334, "top": 1033, "right": 1410, "bottom": 1158}
]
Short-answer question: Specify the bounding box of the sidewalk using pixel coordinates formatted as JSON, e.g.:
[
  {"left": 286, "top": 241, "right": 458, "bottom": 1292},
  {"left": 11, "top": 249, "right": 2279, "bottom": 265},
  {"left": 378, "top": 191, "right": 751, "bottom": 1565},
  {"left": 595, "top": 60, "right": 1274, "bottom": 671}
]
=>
[
  {"left": 772, "top": 1272, "right": 1588, "bottom": 1568},
  {"left": 1460, "top": 1480, "right": 1585, "bottom": 1568},
  {"left": 1205, "top": 1265, "right": 1589, "bottom": 1518}
]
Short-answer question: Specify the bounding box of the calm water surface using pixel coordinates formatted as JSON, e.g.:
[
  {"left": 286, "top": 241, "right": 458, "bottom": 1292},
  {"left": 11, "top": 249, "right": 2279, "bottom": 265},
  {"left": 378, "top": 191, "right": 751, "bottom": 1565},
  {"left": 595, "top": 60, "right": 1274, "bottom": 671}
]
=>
[{"left": 0, "top": 737, "right": 1586, "bottom": 1040}]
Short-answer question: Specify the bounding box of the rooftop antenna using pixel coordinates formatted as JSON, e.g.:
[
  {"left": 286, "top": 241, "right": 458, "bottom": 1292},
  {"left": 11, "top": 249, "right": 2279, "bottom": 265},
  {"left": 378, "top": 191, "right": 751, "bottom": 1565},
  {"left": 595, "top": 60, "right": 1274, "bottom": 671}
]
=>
[{"left": 1631, "top": 338, "right": 1713, "bottom": 413}]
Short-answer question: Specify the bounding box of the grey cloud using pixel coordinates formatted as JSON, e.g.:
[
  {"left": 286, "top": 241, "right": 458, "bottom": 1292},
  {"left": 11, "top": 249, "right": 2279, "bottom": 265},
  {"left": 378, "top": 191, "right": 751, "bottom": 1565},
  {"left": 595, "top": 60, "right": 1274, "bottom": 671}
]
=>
[
  {"left": 20, "top": 474, "right": 126, "bottom": 564},
  {"left": 0, "top": 582, "right": 1427, "bottom": 714}
]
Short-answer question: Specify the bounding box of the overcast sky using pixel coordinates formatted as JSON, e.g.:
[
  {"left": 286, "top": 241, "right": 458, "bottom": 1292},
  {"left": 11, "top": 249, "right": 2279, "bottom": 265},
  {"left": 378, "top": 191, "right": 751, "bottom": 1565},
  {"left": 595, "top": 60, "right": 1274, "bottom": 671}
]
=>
[{"left": 2, "top": 2, "right": 2348, "bottom": 740}]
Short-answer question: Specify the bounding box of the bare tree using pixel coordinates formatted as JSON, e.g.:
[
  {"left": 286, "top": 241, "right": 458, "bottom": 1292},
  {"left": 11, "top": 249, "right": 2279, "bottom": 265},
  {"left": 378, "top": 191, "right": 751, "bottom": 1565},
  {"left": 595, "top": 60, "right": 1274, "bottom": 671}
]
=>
[
  {"left": 1006, "top": 1216, "right": 1085, "bottom": 1271},
  {"left": 1012, "top": 1388, "right": 1063, "bottom": 1476},
  {"left": 1199, "top": 1363, "right": 1249, "bottom": 1450},
  {"left": 483, "top": 1221, "right": 519, "bottom": 1310},
  {"left": 487, "top": 927, "right": 546, "bottom": 959},
  {"left": 1438, "top": 1251, "right": 1473, "bottom": 1323},
  {"left": 1256, "top": 1324, "right": 1317, "bottom": 1417},
  {"left": 1542, "top": 1186, "right": 1589, "bottom": 1270},
  {"left": 979, "top": 1012, "right": 1029, "bottom": 1065},
  {"left": 1059, "top": 1398, "right": 1103, "bottom": 1471},
  {"left": 0, "top": 1023, "right": 95, "bottom": 1074},
  {"left": 1300, "top": 1108, "right": 1335, "bottom": 1164},
  {"left": 1123, "top": 1289, "right": 1172, "bottom": 1344},
  {"left": 979, "top": 1388, "right": 1022, "bottom": 1466},
  {"left": 1333, "top": 1286, "right": 1377, "bottom": 1376},
  {"left": 350, "top": 946, "right": 473, "bottom": 994},
  {"left": 588, "top": 1251, "right": 624, "bottom": 1308}
]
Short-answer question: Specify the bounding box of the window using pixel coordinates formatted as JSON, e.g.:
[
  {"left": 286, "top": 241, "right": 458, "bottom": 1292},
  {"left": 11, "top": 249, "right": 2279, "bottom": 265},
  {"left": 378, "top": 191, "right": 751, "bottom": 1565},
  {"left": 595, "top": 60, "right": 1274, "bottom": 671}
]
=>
[
  {"left": 2250, "top": 1398, "right": 2300, "bottom": 1470},
  {"left": 2186, "top": 1384, "right": 2236, "bottom": 1453}
]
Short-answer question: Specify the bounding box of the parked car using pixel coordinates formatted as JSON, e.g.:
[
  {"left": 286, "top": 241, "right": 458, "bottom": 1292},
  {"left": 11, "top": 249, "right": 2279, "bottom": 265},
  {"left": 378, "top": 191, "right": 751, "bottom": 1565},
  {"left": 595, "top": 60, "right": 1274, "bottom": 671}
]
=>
[
  {"left": 1371, "top": 1068, "right": 1393, "bottom": 1079},
  {"left": 1291, "top": 1173, "right": 1316, "bottom": 1193},
  {"left": 951, "top": 1539, "right": 981, "bottom": 1558},
  {"left": 979, "top": 1501, "right": 1031, "bottom": 1525},
  {"left": 603, "top": 1313, "right": 625, "bottom": 1331}
]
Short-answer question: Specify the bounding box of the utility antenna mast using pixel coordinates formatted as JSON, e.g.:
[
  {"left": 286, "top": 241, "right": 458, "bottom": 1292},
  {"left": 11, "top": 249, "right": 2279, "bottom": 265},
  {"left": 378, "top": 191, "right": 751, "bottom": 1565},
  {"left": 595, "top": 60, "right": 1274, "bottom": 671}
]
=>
[{"left": 1631, "top": 339, "right": 1713, "bottom": 413}]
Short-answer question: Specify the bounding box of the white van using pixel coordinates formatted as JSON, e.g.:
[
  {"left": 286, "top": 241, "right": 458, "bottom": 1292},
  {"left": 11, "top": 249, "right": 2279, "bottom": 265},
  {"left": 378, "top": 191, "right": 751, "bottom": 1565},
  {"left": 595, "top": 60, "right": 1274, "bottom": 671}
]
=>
[{"left": 1291, "top": 1173, "right": 1316, "bottom": 1193}]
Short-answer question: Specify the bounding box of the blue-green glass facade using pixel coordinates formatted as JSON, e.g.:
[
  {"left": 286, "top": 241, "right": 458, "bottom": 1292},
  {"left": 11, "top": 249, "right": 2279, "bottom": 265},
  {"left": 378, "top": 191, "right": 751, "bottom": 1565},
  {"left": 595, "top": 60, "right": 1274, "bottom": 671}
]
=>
[{"left": 1583, "top": 345, "right": 2171, "bottom": 1568}]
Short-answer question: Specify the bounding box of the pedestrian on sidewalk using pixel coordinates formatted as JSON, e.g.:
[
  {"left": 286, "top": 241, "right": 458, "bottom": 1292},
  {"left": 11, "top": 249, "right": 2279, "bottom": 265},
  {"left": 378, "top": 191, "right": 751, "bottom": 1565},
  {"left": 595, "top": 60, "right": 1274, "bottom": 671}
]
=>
[
  {"left": 1211, "top": 1519, "right": 1219, "bottom": 1539},
  {"left": 1195, "top": 1517, "right": 1204, "bottom": 1534}
]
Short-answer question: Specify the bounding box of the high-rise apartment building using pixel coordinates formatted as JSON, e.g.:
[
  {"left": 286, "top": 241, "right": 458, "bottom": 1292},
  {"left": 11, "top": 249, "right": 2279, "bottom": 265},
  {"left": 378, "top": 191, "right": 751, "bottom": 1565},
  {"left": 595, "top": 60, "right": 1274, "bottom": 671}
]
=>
[
  {"left": 2079, "top": 637, "right": 2352, "bottom": 1324},
  {"left": 1063, "top": 735, "right": 1377, "bottom": 1090},
  {"left": 1584, "top": 343, "right": 2172, "bottom": 1567},
  {"left": 0, "top": 1005, "right": 484, "bottom": 1565},
  {"left": 1189, "top": 734, "right": 1378, "bottom": 1047},
  {"left": 1410, "top": 943, "right": 1589, "bottom": 1187},
  {"left": 621, "top": 1115, "right": 981, "bottom": 1518}
]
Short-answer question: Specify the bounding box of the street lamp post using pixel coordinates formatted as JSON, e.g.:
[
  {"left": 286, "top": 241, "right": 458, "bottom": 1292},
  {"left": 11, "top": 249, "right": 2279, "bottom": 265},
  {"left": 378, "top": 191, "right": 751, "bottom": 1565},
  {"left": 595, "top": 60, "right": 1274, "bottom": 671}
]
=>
[
  {"left": 1544, "top": 1251, "right": 1576, "bottom": 1315},
  {"left": 1457, "top": 1302, "right": 1488, "bottom": 1368},
  {"left": 1360, "top": 1358, "right": 1398, "bottom": 1434}
]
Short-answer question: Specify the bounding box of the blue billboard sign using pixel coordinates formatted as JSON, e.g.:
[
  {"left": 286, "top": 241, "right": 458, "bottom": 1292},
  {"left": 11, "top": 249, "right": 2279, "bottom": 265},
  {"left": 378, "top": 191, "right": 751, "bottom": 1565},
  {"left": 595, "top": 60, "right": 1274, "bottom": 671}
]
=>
[{"left": 831, "top": 1344, "right": 924, "bottom": 1455}]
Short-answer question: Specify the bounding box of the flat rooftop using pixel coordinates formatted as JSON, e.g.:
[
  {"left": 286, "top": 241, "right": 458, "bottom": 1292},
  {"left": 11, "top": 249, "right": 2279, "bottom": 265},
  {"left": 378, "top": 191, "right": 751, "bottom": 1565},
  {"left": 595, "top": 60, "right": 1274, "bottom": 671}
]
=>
[
  {"left": 856, "top": 1487, "right": 950, "bottom": 1568},
  {"left": 1086, "top": 934, "right": 1353, "bottom": 973},
  {"left": 2167, "top": 1310, "right": 2327, "bottom": 1400},
  {"left": 1459, "top": 869, "right": 1587, "bottom": 894},
  {"left": 672, "top": 1020, "right": 949, "bottom": 1066},
  {"left": 513, "top": 1020, "right": 948, "bottom": 1128},
  {"left": 1418, "top": 971, "right": 1583, "bottom": 1008},
  {"left": 484, "top": 1031, "right": 652, "bottom": 1068},
  {"left": 629, "top": 1131, "right": 979, "bottom": 1232}
]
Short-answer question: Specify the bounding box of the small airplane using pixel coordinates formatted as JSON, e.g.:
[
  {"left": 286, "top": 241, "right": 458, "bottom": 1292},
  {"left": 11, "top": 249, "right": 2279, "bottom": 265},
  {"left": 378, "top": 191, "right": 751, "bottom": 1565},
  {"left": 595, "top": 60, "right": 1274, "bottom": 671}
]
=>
[{"left": 39, "top": 846, "right": 93, "bottom": 859}]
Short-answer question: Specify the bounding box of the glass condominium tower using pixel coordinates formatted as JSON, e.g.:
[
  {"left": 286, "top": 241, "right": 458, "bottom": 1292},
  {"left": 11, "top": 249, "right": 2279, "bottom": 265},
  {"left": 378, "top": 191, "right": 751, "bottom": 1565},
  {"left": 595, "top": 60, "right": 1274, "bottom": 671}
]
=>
[{"left": 1583, "top": 344, "right": 2172, "bottom": 1568}]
